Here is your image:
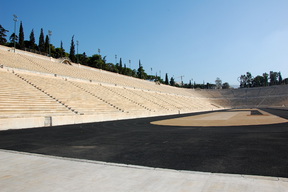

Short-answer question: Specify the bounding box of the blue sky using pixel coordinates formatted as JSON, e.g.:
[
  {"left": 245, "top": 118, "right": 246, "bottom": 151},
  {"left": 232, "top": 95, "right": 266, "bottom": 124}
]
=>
[{"left": 1, "top": 0, "right": 288, "bottom": 86}]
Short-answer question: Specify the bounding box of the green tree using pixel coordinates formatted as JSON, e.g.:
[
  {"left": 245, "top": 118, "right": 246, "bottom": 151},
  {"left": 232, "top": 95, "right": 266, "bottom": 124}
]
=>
[
  {"left": 283, "top": 78, "right": 288, "bottom": 84},
  {"left": 54, "top": 48, "right": 63, "bottom": 58},
  {"left": 69, "top": 35, "right": 76, "bottom": 62},
  {"left": 18, "top": 21, "right": 25, "bottom": 49},
  {"left": 246, "top": 72, "right": 253, "bottom": 87},
  {"left": 165, "top": 73, "right": 169, "bottom": 85},
  {"left": 239, "top": 74, "right": 246, "bottom": 88},
  {"left": 188, "top": 80, "right": 192, "bottom": 88},
  {"left": 44, "top": 35, "right": 49, "bottom": 53},
  {"left": 269, "top": 71, "right": 279, "bottom": 86},
  {"left": 29, "top": 29, "right": 36, "bottom": 49},
  {"left": 78, "top": 52, "right": 89, "bottom": 65},
  {"left": 278, "top": 72, "right": 282, "bottom": 84},
  {"left": 9, "top": 33, "right": 18, "bottom": 43},
  {"left": 107, "top": 63, "right": 119, "bottom": 73},
  {"left": 252, "top": 75, "right": 264, "bottom": 87},
  {"left": 137, "top": 60, "right": 146, "bottom": 79},
  {"left": 38, "top": 28, "right": 45, "bottom": 52},
  {"left": 0, "top": 25, "right": 9, "bottom": 45},
  {"left": 123, "top": 64, "right": 128, "bottom": 75},
  {"left": 239, "top": 72, "right": 253, "bottom": 88},
  {"left": 48, "top": 44, "right": 56, "bottom": 57},
  {"left": 222, "top": 82, "right": 230, "bottom": 89},
  {"left": 170, "top": 77, "right": 175, "bottom": 86},
  {"left": 125, "top": 67, "right": 133, "bottom": 76},
  {"left": 118, "top": 58, "right": 123, "bottom": 74},
  {"left": 263, "top": 73, "right": 269, "bottom": 86},
  {"left": 60, "top": 41, "right": 65, "bottom": 57},
  {"left": 53, "top": 41, "right": 66, "bottom": 58},
  {"left": 88, "top": 54, "right": 105, "bottom": 69},
  {"left": 215, "top": 77, "right": 222, "bottom": 89}
]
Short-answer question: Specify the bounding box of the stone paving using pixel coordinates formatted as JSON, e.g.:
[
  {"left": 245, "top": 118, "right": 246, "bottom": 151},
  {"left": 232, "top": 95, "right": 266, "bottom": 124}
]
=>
[{"left": 1, "top": 150, "right": 288, "bottom": 192}]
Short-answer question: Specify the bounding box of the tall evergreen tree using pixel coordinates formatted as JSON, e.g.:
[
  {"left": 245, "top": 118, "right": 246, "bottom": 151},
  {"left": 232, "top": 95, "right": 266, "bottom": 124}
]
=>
[
  {"left": 69, "top": 35, "right": 76, "bottom": 62},
  {"left": 137, "top": 60, "right": 146, "bottom": 79},
  {"left": 9, "top": 33, "right": 18, "bottom": 43},
  {"left": 119, "top": 58, "right": 123, "bottom": 73},
  {"left": 170, "top": 77, "right": 175, "bottom": 86},
  {"left": 123, "top": 64, "right": 127, "bottom": 75},
  {"left": 278, "top": 72, "right": 282, "bottom": 84},
  {"left": 44, "top": 35, "right": 49, "bottom": 53},
  {"left": 188, "top": 80, "right": 192, "bottom": 88},
  {"left": 18, "top": 21, "right": 25, "bottom": 49},
  {"left": 60, "top": 41, "right": 65, "bottom": 57},
  {"left": 29, "top": 29, "right": 35, "bottom": 49},
  {"left": 119, "top": 58, "right": 123, "bottom": 68},
  {"left": 165, "top": 73, "right": 169, "bottom": 85},
  {"left": 38, "top": 28, "right": 45, "bottom": 52},
  {"left": 0, "top": 25, "right": 9, "bottom": 45}
]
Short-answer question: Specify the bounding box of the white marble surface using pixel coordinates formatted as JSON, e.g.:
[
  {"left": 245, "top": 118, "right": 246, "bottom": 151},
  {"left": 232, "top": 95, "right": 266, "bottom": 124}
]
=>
[{"left": 1, "top": 150, "right": 287, "bottom": 192}]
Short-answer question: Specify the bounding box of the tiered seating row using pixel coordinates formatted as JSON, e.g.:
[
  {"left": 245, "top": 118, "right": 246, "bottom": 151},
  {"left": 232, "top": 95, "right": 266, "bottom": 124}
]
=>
[
  {"left": 0, "top": 68, "right": 218, "bottom": 119},
  {"left": 0, "top": 49, "right": 50, "bottom": 73},
  {"left": 0, "top": 70, "right": 75, "bottom": 118},
  {"left": 18, "top": 73, "right": 123, "bottom": 116},
  {"left": 195, "top": 85, "right": 288, "bottom": 108},
  {"left": 2, "top": 45, "right": 287, "bottom": 115},
  {"left": 0, "top": 47, "right": 203, "bottom": 96}
]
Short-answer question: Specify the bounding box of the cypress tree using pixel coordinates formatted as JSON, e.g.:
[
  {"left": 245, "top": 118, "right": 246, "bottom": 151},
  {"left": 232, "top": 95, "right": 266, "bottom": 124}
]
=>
[
  {"left": 29, "top": 29, "right": 35, "bottom": 49},
  {"left": 189, "top": 80, "right": 192, "bottom": 88},
  {"left": 69, "top": 35, "right": 76, "bottom": 62},
  {"left": 165, "top": 73, "right": 169, "bottom": 85},
  {"left": 60, "top": 41, "right": 64, "bottom": 57},
  {"left": 137, "top": 60, "right": 145, "bottom": 79},
  {"left": 18, "top": 21, "right": 25, "bottom": 49},
  {"left": 123, "top": 64, "right": 127, "bottom": 75},
  {"left": 119, "top": 58, "right": 123, "bottom": 73},
  {"left": 44, "top": 35, "right": 49, "bottom": 53},
  {"left": 279, "top": 72, "right": 283, "bottom": 84},
  {"left": 38, "top": 28, "right": 45, "bottom": 52},
  {"left": 119, "top": 58, "right": 123, "bottom": 68}
]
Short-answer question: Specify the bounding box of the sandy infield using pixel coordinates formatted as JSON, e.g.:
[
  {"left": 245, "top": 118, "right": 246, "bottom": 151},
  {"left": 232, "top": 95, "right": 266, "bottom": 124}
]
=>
[{"left": 151, "top": 109, "right": 288, "bottom": 127}]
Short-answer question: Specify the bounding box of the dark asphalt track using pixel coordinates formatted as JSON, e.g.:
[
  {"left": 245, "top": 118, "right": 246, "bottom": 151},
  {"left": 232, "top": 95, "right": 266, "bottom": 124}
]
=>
[{"left": 0, "top": 108, "right": 288, "bottom": 178}]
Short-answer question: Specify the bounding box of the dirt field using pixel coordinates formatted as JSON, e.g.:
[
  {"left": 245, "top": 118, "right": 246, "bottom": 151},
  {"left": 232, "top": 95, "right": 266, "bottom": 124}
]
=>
[{"left": 151, "top": 109, "right": 288, "bottom": 126}]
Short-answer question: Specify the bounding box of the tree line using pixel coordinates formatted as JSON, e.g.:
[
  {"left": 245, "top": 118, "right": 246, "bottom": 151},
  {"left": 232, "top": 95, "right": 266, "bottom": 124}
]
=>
[
  {"left": 0, "top": 23, "right": 167, "bottom": 82},
  {"left": 0, "top": 22, "right": 190, "bottom": 86},
  {"left": 239, "top": 71, "right": 287, "bottom": 88},
  {"left": 1, "top": 22, "right": 287, "bottom": 89}
]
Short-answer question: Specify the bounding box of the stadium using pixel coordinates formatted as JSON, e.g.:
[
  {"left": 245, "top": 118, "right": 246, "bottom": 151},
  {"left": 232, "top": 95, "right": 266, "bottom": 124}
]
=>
[{"left": 1, "top": 44, "right": 288, "bottom": 191}]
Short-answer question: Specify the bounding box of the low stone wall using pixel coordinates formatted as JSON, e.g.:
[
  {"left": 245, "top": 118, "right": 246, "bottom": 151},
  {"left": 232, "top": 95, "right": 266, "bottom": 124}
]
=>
[
  {"left": 0, "top": 116, "right": 46, "bottom": 130},
  {"left": 0, "top": 109, "right": 219, "bottom": 130}
]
